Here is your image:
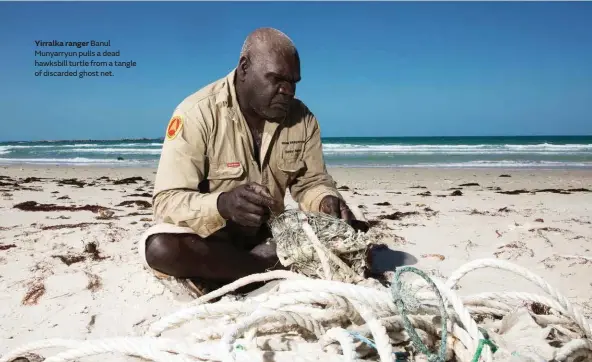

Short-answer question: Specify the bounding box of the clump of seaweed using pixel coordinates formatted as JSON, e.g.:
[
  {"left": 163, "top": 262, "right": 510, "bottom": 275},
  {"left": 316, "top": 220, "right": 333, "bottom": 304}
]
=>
[
  {"left": 57, "top": 178, "right": 86, "bottom": 188},
  {"left": 14, "top": 201, "right": 110, "bottom": 213},
  {"left": 113, "top": 176, "right": 145, "bottom": 185},
  {"left": 52, "top": 254, "right": 86, "bottom": 266},
  {"left": 22, "top": 278, "right": 46, "bottom": 305},
  {"left": 377, "top": 211, "right": 419, "bottom": 221},
  {"left": 84, "top": 241, "right": 107, "bottom": 261},
  {"left": 116, "top": 200, "right": 151, "bottom": 209}
]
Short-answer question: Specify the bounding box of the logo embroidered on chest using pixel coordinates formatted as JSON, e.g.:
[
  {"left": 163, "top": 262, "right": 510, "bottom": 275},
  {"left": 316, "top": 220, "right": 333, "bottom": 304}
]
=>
[
  {"left": 166, "top": 115, "right": 183, "bottom": 140},
  {"left": 226, "top": 162, "right": 240, "bottom": 168}
]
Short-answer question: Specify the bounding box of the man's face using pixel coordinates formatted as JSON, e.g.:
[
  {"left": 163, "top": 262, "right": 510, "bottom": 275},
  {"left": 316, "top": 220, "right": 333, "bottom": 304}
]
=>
[{"left": 243, "top": 50, "right": 301, "bottom": 122}]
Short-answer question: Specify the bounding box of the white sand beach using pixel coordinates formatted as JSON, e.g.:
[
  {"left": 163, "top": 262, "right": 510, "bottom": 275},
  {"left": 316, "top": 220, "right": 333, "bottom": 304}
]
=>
[{"left": 1, "top": 165, "right": 591, "bottom": 361}]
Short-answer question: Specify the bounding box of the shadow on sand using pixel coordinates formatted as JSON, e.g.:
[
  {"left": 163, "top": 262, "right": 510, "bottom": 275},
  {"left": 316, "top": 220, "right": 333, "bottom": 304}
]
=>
[{"left": 368, "top": 244, "right": 418, "bottom": 275}]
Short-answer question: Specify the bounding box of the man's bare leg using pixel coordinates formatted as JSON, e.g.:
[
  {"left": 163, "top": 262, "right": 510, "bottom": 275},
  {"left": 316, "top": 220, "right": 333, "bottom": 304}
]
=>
[{"left": 145, "top": 232, "right": 281, "bottom": 285}]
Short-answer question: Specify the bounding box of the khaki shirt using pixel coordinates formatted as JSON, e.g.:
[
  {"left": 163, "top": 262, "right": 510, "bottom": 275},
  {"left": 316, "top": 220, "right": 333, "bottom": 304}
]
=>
[{"left": 153, "top": 69, "right": 343, "bottom": 238}]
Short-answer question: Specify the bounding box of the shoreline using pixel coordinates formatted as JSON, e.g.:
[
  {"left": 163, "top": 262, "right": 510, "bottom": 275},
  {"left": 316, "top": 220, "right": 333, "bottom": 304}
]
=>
[{"left": 3, "top": 163, "right": 592, "bottom": 170}]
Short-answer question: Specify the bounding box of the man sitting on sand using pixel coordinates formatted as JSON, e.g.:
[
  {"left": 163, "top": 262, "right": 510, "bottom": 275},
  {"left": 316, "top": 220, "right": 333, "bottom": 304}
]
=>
[{"left": 139, "top": 27, "right": 361, "bottom": 296}]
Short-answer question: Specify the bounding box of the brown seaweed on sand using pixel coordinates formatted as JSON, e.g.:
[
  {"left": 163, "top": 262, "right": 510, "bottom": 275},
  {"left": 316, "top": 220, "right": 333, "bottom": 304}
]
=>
[
  {"left": 14, "top": 201, "right": 110, "bottom": 213},
  {"left": 117, "top": 200, "right": 152, "bottom": 209},
  {"left": 0, "top": 180, "right": 17, "bottom": 187},
  {"left": 22, "top": 279, "right": 46, "bottom": 306},
  {"left": 125, "top": 212, "right": 152, "bottom": 217},
  {"left": 470, "top": 209, "right": 489, "bottom": 215},
  {"left": 424, "top": 207, "right": 439, "bottom": 217},
  {"left": 57, "top": 178, "right": 86, "bottom": 188},
  {"left": 374, "top": 202, "right": 391, "bottom": 206},
  {"left": 87, "top": 315, "right": 97, "bottom": 333},
  {"left": 113, "top": 176, "right": 145, "bottom": 185},
  {"left": 40, "top": 222, "right": 111, "bottom": 231},
  {"left": 496, "top": 189, "right": 530, "bottom": 195},
  {"left": 0, "top": 181, "right": 42, "bottom": 191},
  {"left": 377, "top": 211, "right": 419, "bottom": 220},
  {"left": 459, "top": 183, "right": 480, "bottom": 187},
  {"left": 535, "top": 188, "right": 590, "bottom": 194},
  {"left": 52, "top": 254, "right": 86, "bottom": 266},
  {"left": 450, "top": 190, "right": 463, "bottom": 196},
  {"left": 84, "top": 242, "right": 107, "bottom": 261},
  {"left": 21, "top": 177, "right": 45, "bottom": 183},
  {"left": 529, "top": 227, "right": 565, "bottom": 233},
  {"left": 493, "top": 241, "right": 534, "bottom": 259},
  {"left": 124, "top": 193, "right": 152, "bottom": 198},
  {"left": 0, "top": 243, "right": 17, "bottom": 251},
  {"left": 496, "top": 188, "right": 590, "bottom": 195}
]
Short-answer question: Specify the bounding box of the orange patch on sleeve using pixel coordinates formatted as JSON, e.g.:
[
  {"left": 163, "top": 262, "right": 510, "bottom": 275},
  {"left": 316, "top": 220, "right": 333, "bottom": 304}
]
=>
[{"left": 166, "top": 115, "right": 183, "bottom": 140}]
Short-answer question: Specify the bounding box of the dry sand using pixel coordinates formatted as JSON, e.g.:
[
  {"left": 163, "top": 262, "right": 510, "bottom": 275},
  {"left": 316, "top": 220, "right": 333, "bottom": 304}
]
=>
[{"left": 0, "top": 165, "right": 591, "bottom": 360}]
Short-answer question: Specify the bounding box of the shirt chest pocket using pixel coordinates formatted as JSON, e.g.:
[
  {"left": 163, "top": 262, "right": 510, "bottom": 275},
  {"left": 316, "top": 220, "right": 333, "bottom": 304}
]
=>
[
  {"left": 205, "top": 161, "right": 247, "bottom": 191},
  {"left": 277, "top": 157, "right": 306, "bottom": 184}
]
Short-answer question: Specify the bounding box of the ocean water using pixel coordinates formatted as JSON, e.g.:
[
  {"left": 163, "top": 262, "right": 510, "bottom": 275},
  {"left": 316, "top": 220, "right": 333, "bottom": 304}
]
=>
[{"left": 0, "top": 136, "right": 591, "bottom": 169}]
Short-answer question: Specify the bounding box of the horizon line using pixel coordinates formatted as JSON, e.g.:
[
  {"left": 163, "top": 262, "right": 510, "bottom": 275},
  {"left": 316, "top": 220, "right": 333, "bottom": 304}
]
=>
[{"left": 1, "top": 134, "right": 592, "bottom": 143}]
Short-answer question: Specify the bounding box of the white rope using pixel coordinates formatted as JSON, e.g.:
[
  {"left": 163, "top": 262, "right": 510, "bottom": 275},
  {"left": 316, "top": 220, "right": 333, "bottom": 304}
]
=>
[
  {"left": 444, "top": 258, "right": 592, "bottom": 340},
  {"left": 2, "top": 234, "right": 591, "bottom": 362}
]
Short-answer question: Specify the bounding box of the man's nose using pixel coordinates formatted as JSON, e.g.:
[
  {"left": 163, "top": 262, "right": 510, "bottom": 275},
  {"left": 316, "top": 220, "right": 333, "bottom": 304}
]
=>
[{"left": 279, "top": 82, "right": 295, "bottom": 97}]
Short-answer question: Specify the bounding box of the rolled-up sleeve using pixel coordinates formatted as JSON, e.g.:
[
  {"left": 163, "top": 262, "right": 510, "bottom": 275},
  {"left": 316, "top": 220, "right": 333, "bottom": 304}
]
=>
[
  {"left": 288, "top": 111, "right": 343, "bottom": 212},
  {"left": 152, "top": 104, "right": 226, "bottom": 238}
]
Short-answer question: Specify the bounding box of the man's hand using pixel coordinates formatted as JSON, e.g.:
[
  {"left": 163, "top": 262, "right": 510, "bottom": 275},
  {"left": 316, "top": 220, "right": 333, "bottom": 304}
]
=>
[
  {"left": 319, "top": 195, "right": 354, "bottom": 224},
  {"left": 217, "top": 183, "right": 277, "bottom": 227}
]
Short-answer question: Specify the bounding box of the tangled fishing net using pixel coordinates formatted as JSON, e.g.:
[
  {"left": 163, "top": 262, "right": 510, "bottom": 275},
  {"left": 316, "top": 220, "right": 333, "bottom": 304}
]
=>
[
  {"left": 269, "top": 209, "right": 370, "bottom": 283},
  {"left": 1, "top": 209, "right": 592, "bottom": 362}
]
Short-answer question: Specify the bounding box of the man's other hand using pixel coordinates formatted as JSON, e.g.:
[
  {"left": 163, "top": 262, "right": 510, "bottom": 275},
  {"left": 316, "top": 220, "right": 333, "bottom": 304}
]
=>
[
  {"left": 319, "top": 195, "right": 354, "bottom": 224},
  {"left": 217, "top": 183, "right": 277, "bottom": 227}
]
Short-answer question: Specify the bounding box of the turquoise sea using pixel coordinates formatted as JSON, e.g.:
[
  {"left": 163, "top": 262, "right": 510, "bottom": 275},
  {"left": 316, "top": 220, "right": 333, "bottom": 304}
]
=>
[{"left": 1, "top": 136, "right": 591, "bottom": 169}]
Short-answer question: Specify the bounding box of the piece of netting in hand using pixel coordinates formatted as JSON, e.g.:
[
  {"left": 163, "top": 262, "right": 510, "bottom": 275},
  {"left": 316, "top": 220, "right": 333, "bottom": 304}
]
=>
[{"left": 268, "top": 209, "right": 370, "bottom": 282}]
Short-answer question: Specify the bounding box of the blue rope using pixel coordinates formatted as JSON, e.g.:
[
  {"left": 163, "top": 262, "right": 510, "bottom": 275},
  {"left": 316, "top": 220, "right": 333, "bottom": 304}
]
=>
[{"left": 348, "top": 331, "right": 409, "bottom": 360}]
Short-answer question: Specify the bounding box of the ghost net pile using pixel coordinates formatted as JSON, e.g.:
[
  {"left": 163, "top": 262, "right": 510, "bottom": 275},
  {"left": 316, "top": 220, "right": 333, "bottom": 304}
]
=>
[{"left": 268, "top": 209, "right": 371, "bottom": 284}]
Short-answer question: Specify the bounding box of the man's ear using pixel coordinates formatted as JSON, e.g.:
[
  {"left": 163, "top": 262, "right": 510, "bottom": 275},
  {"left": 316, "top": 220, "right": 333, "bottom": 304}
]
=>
[{"left": 238, "top": 56, "right": 250, "bottom": 81}]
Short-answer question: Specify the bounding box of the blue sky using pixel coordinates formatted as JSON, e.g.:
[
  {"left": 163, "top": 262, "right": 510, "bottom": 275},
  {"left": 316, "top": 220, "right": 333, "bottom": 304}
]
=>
[{"left": 0, "top": 1, "right": 591, "bottom": 142}]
